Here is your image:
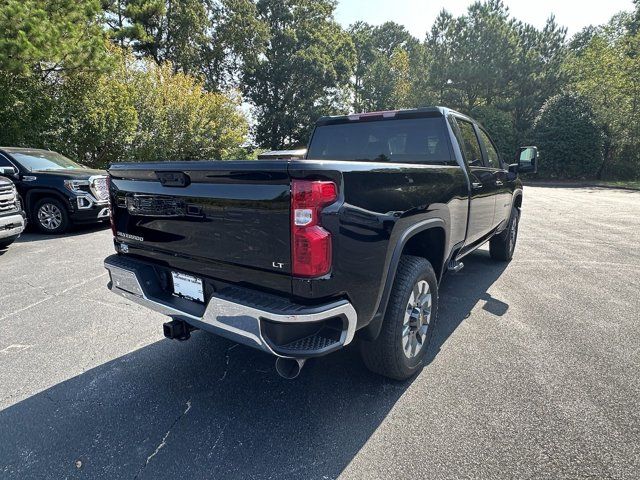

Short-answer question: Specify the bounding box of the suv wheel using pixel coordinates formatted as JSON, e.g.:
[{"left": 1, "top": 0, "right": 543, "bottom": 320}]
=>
[
  {"left": 360, "top": 255, "right": 438, "bottom": 380},
  {"left": 33, "top": 198, "right": 69, "bottom": 234},
  {"left": 489, "top": 206, "right": 520, "bottom": 261}
]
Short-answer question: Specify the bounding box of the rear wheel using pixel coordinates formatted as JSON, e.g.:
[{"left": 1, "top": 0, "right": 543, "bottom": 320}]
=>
[
  {"left": 33, "top": 197, "right": 69, "bottom": 234},
  {"left": 490, "top": 206, "right": 520, "bottom": 261},
  {"left": 360, "top": 255, "right": 438, "bottom": 380}
]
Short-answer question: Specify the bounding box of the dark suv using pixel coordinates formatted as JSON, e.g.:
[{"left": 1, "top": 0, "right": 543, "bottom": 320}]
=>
[{"left": 0, "top": 148, "right": 110, "bottom": 234}]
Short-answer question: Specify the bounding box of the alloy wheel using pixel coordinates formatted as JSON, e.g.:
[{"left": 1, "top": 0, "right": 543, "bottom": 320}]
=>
[
  {"left": 402, "top": 280, "right": 432, "bottom": 358},
  {"left": 509, "top": 214, "right": 518, "bottom": 253},
  {"left": 38, "top": 203, "right": 63, "bottom": 231}
]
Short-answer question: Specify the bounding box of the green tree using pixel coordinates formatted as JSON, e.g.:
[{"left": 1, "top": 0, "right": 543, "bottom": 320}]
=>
[
  {"left": 509, "top": 17, "right": 567, "bottom": 143},
  {"left": 243, "top": 0, "right": 355, "bottom": 149},
  {"left": 533, "top": 92, "right": 603, "bottom": 179},
  {"left": 566, "top": 12, "right": 640, "bottom": 179},
  {"left": 349, "top": 21, "right": 376, "bottom": 111},
  {"left": 471, "top": 105, "right": 517, "bottom": 159},
  {"left": 0, "top": 0, "right": 110, "bottom": 78},
  {"left": 0, "top": 72, "right": 56, "bottom": 147},
  {"left": 53, "top": 50, "right": 138, "bottom": 166},
  {"left": 427, "top": 1, "right": 516, "bottom": 111},
  {"left": 0, "top": 46, "right": 249, "bottom": 167},
  {"left": 129, "top": 59, "right": 248, "bottom": 161},
  {"left": 105, "top": 0, "right": 268, "bottom": 90},
  {"left": 350, "top": 22, "right": 424, "bottom": 111}
]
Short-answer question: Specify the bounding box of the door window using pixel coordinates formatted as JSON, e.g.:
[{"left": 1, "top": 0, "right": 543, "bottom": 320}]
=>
[
  {"left": 455, "top": 119, "right": 483, "bottom": 167},
  {"left": 478, "top": 128, "right": 500, "bottom": 169}
]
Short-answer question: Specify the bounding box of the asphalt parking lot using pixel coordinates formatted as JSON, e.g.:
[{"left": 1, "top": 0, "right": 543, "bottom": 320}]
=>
[{"left": 1, "top": 186, "right": 639, "bottom": 479}]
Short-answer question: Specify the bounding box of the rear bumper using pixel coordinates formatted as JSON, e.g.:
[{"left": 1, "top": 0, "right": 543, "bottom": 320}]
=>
[
  {"left": 104, "top": 254, "right": 357, "bottom": 358},
  {"left": 0, "top": 213, "right": 25, "bottom": 240}
]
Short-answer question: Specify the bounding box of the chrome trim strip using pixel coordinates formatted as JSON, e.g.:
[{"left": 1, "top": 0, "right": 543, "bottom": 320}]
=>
[
  {"left": 89, "top": 175, "right": 109, "bottom": 202},
  {"left": 76, "top": 193, "right": 109, "bottom": 210},
  {"left": 104, "top": 258, "right": 358, "bottom": 358}
]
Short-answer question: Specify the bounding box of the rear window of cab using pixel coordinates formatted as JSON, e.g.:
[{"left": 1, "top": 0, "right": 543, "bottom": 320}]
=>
[{"left": 307, "top": 117, "right": 456, "bottom": 165}]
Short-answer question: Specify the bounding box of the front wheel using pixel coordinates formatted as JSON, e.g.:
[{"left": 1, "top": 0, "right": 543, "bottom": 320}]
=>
[
  {"left": 490, "top": 206, "right": 520, "bottom": 261},
  {"left": 33, "top": 197, "right": 69, "bottom": 234},
  {"left": 360, "top": 255, "right": 438, "bottom": 380}
]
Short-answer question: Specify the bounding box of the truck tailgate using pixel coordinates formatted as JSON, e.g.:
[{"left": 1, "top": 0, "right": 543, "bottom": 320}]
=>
[{"left": 109, "top": 161, "right": 292, "bottom": 287}]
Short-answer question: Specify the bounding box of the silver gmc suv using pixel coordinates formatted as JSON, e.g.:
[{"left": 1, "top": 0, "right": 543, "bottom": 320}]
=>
[{"left": 0, "top": 168, "right": 26, "bottom": 249}]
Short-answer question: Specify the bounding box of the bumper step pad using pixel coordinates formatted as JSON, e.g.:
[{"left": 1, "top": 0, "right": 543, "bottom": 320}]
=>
[{"left": 279, "top": 331, "right": 341, "bottom": 355}]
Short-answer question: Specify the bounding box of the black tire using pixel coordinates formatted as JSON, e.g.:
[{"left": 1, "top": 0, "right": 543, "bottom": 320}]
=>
[
  {"left": 489, "top": 206, "right": 520, "bottom": 261},
  {"left": 0, "top": 235, "right": 19, "bottom": 249},
  {"left": 360, "top": 255, "right": 438, "bottom": 381},
  {"left": 33, "top": 197, "right": 69, "bottom": 234}
]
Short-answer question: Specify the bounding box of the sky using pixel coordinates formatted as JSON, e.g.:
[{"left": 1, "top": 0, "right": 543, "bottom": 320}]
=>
[{"left": 335, "top": 0, "right": 636, "bottom": 38}]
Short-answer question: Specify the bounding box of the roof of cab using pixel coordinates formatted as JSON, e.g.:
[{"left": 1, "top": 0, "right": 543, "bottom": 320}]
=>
[{"left": 316, "top": 106, "right": 462, "bottom": 126}]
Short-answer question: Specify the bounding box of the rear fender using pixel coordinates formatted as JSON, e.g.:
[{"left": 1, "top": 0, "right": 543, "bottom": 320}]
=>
[{"left": 360, "top": 218, "right": 448, "bottom": 341}]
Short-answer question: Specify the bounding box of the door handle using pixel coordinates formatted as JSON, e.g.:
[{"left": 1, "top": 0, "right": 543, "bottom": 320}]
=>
[
  {"left": 472, "top": 182, "right": 483, "bottom": 190},
  {"left": 495, "top": 180, "right": 504, "bottom": 186}
]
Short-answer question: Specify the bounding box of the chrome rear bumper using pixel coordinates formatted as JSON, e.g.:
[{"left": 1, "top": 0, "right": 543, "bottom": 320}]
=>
[{"left": 104, "top": 255, "right": 357, "bottom": 358}]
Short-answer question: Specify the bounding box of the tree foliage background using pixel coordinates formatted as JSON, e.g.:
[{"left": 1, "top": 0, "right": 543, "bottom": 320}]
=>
[{"left": 0, "top": 0, "right": 638, "bottom": 179}]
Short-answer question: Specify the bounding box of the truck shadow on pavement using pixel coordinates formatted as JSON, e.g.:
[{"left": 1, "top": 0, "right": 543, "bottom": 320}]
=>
[
  {"left": 0, "top": 251, "right": 508, "bottom": 479},
  {"left": 427, "top": 248, "right": 510, "bottom": 364}
]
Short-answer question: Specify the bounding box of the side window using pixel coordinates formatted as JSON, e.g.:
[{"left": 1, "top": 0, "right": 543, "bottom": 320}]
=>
[
  {"left": 478, "top": 128, "right": 500, "bottom": 169},
  {"left": 455, "top": 119, "right": 483, "bottom": 167}
]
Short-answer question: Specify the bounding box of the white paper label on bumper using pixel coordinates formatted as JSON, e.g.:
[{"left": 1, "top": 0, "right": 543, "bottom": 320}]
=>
[{"left": 171, "top": 271, "right": 204, "bottom": 302}]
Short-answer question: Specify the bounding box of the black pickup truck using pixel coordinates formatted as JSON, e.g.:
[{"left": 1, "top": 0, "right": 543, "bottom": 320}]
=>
[{"left": 104, "top": 107, "right": 537, "bottom": 380}]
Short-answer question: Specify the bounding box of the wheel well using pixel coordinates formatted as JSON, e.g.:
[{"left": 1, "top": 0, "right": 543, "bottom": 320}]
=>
[
  {"left": 26, "top": 191, "right": 69, "bottom": 218},
  {"left": 513, "top": 194, "right": 522, "bottom": 209},
  {"left": 401, "top": 227, "right": 446, "bottom": 279}
]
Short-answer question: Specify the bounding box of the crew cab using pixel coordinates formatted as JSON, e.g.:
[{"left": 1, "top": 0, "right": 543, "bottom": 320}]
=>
[
  {"left": 0, "top": 148, "right": 110, "bottom": 234},
  {"left": 0, "top": 170, "right": 26, "bottom": 249},
  {"left": 103, "top": 107, "right": 538, "bottom": 380}
]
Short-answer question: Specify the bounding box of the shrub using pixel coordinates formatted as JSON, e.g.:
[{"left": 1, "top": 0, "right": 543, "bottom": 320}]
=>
[
  {"left": 533, "top": 92, "right": 604, "bottom": 179},
  {"left": 0, "top": 47, "right": 249, "bottom": 168}
]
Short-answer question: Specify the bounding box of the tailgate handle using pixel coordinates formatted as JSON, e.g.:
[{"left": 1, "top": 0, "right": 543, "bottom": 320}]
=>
[{"left": 156, "top": 171, "right": 190, "bottom": 187}]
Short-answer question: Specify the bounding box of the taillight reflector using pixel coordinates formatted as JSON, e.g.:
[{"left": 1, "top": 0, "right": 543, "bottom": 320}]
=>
[{"left": 291, "top": 180, "right": 337, "bottom": 277}]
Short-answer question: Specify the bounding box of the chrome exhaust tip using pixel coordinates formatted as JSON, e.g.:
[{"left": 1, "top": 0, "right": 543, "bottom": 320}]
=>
[{"left": 275, "top": 357, "right": 306, "bottom": 379}]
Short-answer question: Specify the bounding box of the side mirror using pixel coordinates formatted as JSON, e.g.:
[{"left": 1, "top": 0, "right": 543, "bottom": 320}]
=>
[
  {"left": 0, "top": 166, "right": 18, "bottom": 177},
  {"left": 516, "top": 146, "right": 538, "bottom": 174}
]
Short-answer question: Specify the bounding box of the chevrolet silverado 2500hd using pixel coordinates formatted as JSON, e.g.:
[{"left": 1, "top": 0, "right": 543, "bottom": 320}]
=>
[{"left": 103, "top": 107, "right": 538, "bottom": 380}]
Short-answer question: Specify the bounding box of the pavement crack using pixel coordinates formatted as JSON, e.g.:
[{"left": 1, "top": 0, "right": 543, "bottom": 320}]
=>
[
  {"left": 207, "top": 420, "right": 230, "bottom": 458},
  {"left": 219, "top": 344, "right": 238, "bottom": 381},
  {"left": 0, "top": 272, "right": 108, "bottom": 322},
  {"left": 133, "top": 399, "right": 191, "bottom": 480}
]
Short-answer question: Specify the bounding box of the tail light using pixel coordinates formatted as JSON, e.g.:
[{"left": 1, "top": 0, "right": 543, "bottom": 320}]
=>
[
  {"left": 291, "top": 180, "right": 337, "bottom": 277},
  {"left": 106, "top": 176, "right": 116, "bottom": 237}
]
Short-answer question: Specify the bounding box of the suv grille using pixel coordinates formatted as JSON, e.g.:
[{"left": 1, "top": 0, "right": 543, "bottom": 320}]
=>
[
  {"left": 90, "top": 176, "right": 109, "bottom": 202},
  {"left": 0, "top": 183, "right": 17, "bottom": 213}
]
